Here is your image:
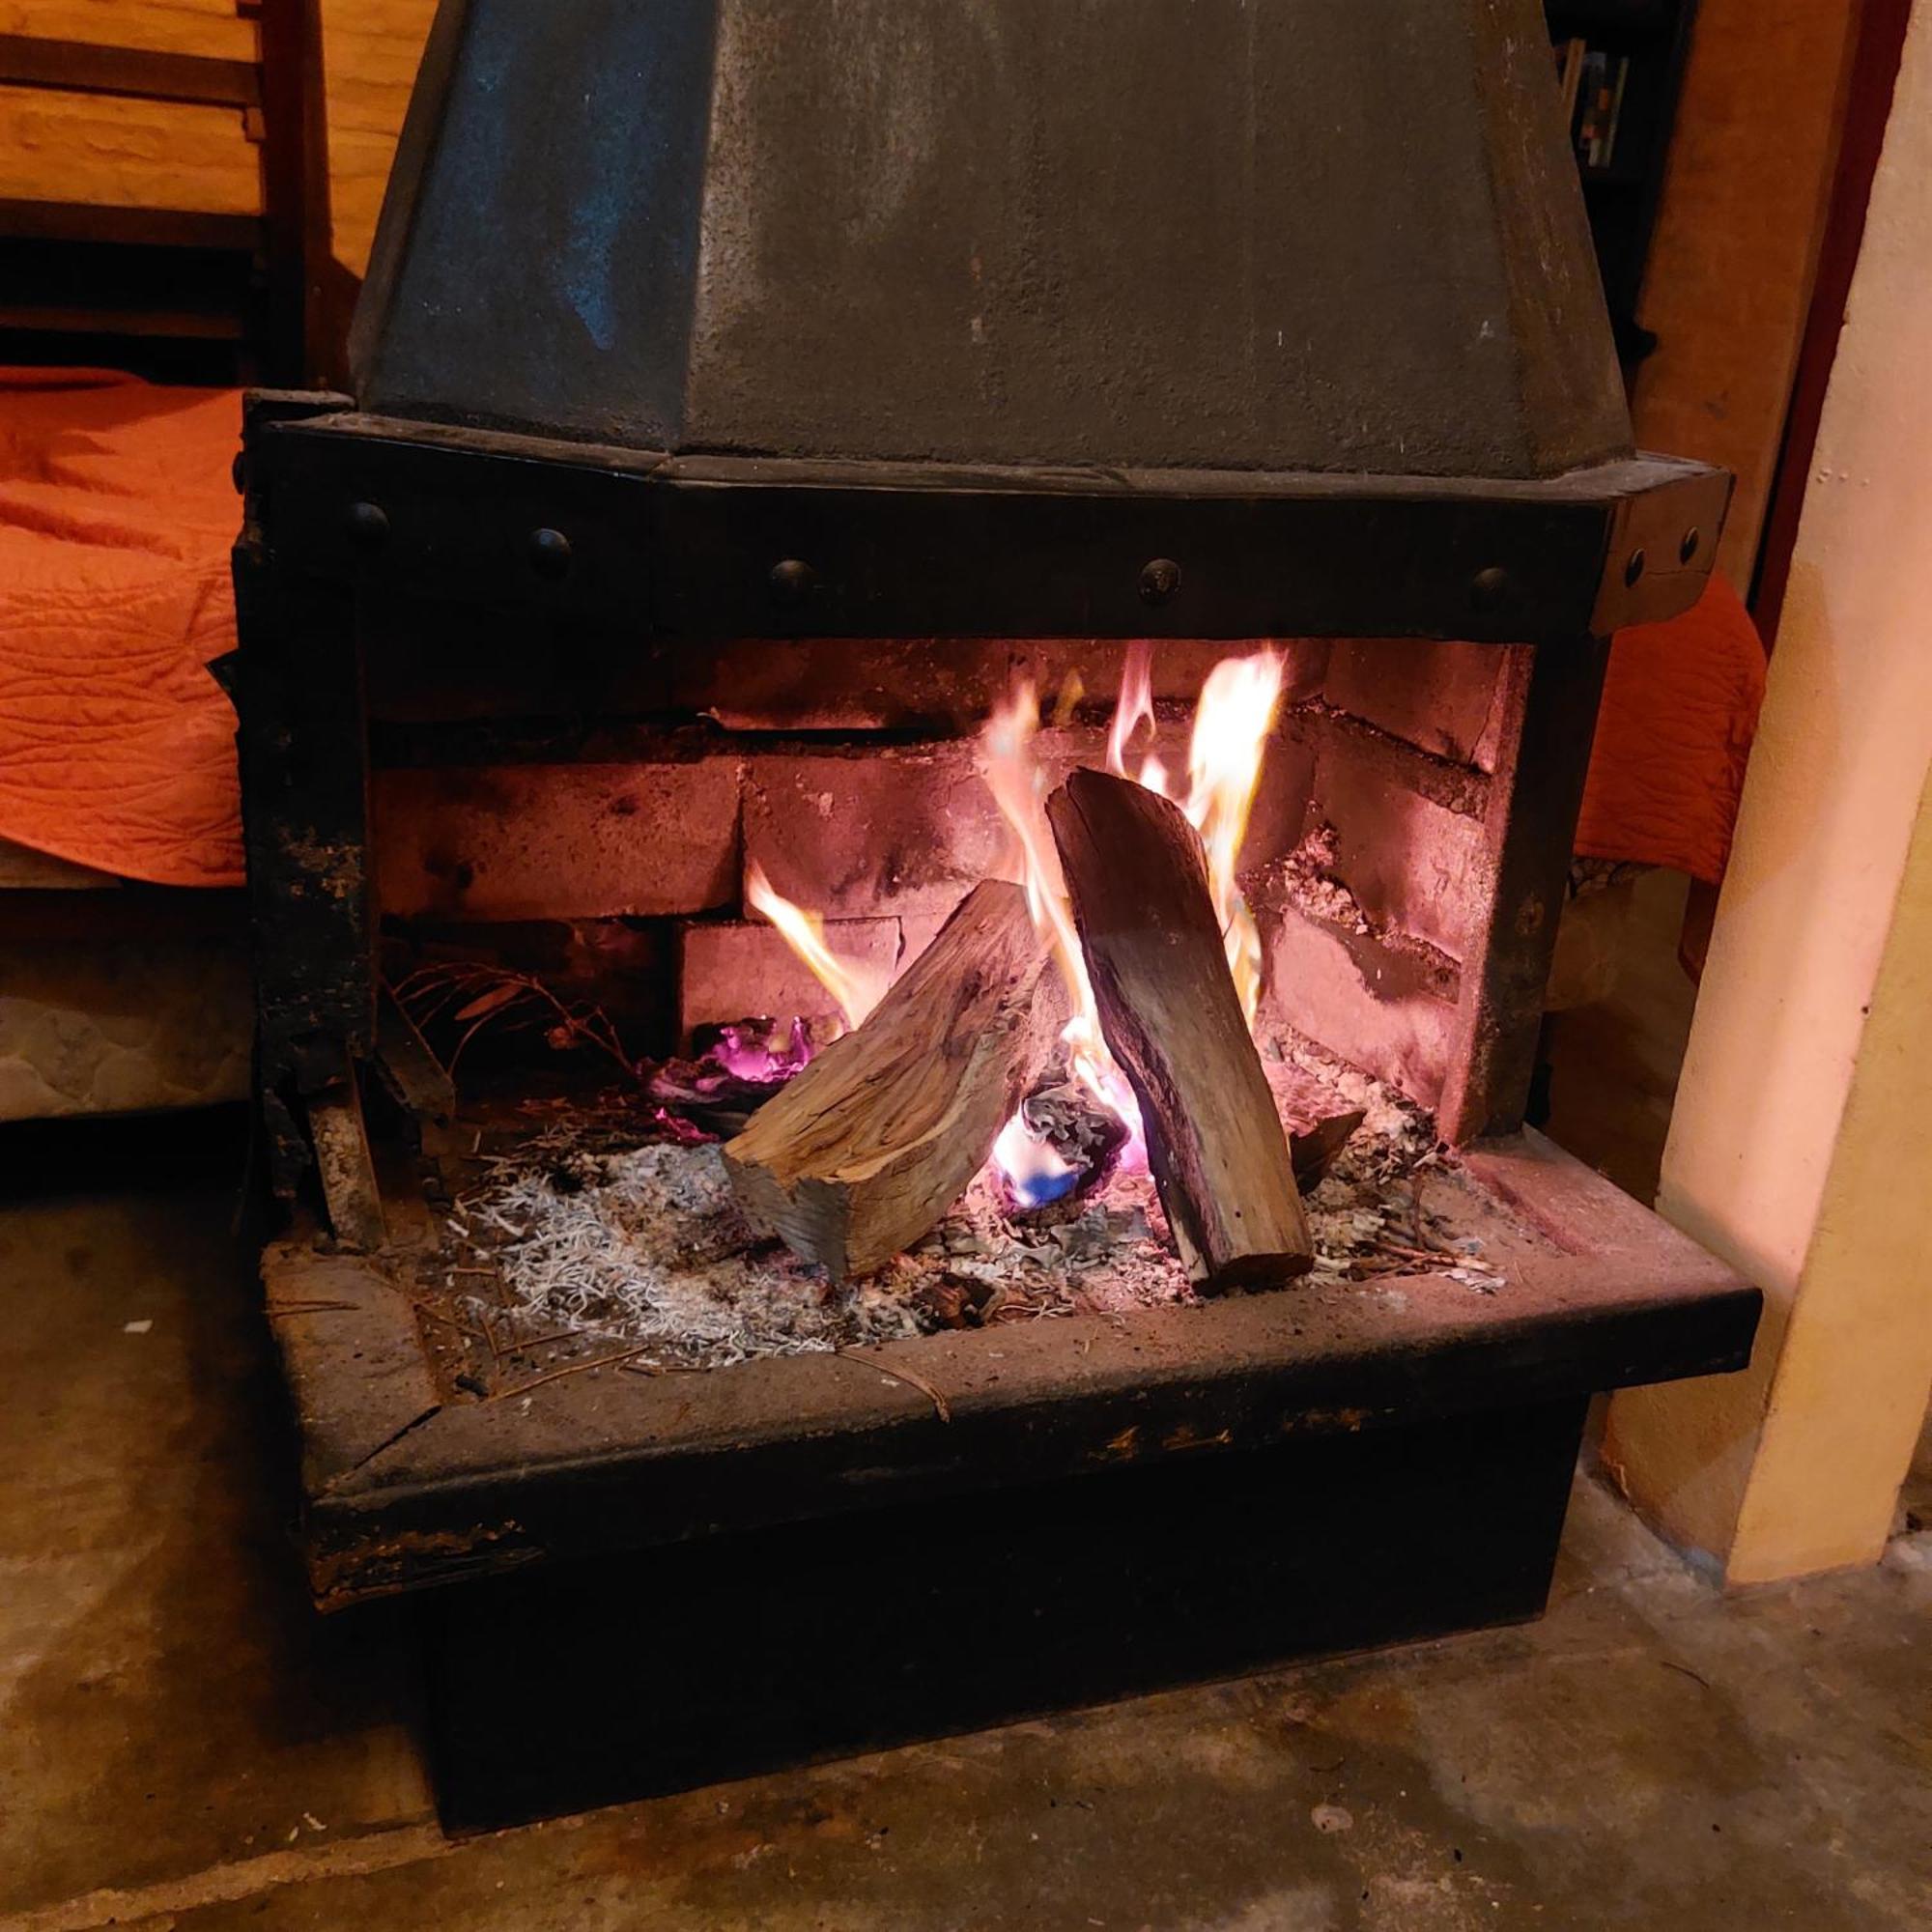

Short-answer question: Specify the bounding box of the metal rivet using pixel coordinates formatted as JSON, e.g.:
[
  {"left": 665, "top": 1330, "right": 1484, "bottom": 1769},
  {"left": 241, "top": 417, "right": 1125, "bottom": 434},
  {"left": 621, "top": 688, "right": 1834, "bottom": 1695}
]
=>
[
  {"left": 345, "top": 500, "right": 390, "bottom": 550},
  {"left": 1625, "top": 547, "right": 1647, "bottom": 587},
  {"left": 1139, "top": 557, "right": 1182, "bottom": 607},
  {"left": 1679, "top": 526, "right": 1701, "bottom": 564},
  {"left": 528, "top": 527, "right": 573, "bottom": 580},
  {"left": 1469, "top": 566, "right": 1511, "bottom": 613},
  {"left": 770, "top": 557, "right": 816, "bottom": 602},
  {"left": 231, "top": 450, "right": 247, "bottom": 496}
]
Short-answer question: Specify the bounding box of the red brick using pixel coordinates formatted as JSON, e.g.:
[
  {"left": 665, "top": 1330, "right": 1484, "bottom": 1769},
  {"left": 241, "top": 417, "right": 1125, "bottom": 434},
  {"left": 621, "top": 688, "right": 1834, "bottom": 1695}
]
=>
[
  {"left": 742, "top": 745, "right": 1010, "bottom": 919},
  {"left": 741, "top": 707, "right": 1314, "bottom": 925},
  {"left": 678, "top": 918, "right": 901, "bottom": 1040},
  {"left": 1261, "top": 909, "right": 1461, "bottom": 1112},
  {"left": 1309, "top": 738, "right": 1492, "bottom": 964},
  {"left": 667, "top": 639, "right": 1011, "bottom": 732},
  {"left": 1013, "top": 639, "right": 1329, "bottom": 711},
  {"left": 1321, "top": 639, "right": 1506, "bottom": 771},
  {"left": 374, "top": 760, "right": 741, "bottom": 922}
]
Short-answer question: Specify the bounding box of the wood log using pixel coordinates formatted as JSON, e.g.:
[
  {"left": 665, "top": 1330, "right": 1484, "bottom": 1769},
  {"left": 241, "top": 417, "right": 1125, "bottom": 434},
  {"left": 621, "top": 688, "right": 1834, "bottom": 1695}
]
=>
[
  {"left": 723, "top": 880, "right": 1056, "bottom": 1279},
  {"left": 1046, "top": 768, "right": 1313, "bottom": 1291}
]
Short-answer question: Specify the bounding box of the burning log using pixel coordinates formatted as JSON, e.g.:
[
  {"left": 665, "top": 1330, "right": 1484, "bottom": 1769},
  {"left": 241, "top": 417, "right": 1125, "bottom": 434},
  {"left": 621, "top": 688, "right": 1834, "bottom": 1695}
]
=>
[
  {"left": 723, "top": 880, "right": 1056, "bottom": 1279},
  {"left": 1046, "top": 768, "right": 1313, "bottom": 1291}
]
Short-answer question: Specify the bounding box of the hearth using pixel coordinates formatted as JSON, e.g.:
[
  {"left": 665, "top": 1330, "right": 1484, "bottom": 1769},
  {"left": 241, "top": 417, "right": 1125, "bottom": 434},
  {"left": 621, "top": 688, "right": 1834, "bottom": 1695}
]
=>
[{"left": 230, "top": 0, "right": 1760, "bottom": 1826}]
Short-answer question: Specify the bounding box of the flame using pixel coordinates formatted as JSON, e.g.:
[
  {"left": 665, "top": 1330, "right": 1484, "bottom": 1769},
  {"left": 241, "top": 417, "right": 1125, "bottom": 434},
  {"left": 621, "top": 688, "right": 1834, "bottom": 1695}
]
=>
[
  {"left": 744, "top": 861, "right": 890, "bottom": 1034},
  {"left": 740, "top": 643, "right": 1284, "bottom": 1212},
  {"left": 1100, "top": 645, "right": 1284, "bottom": 1025},
  {"left": 991, "top": 1111, "right": 1084, "bottom": 1210},
  {"left": 1106, "top": 640, "right": 1157, "bottom": 779},
  {"left": 1182, "top": 651, "right": 1284, "bottom": 1025},
  {"left": 980, "top": 682, "right": 1142, "bottom": 1150}
]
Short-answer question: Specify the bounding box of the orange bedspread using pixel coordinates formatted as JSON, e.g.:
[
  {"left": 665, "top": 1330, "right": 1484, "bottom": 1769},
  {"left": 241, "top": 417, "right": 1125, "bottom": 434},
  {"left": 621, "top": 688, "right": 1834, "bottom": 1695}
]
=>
[
  {"left": 0, "top": 367, "right": 1764, "bottom": 894},
  {"left": 1577, "top": 573, "right": 1767, "bottom": 884},
  {"left": 0, "top": 368, "right": 245, "bottom": 887}
]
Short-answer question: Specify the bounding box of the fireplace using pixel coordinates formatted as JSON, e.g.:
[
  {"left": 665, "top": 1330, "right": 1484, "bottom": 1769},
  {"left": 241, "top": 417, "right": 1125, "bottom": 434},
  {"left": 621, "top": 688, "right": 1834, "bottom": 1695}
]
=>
[{"left": 231, "top": 0, "right": 1760, "bottom": 1827}]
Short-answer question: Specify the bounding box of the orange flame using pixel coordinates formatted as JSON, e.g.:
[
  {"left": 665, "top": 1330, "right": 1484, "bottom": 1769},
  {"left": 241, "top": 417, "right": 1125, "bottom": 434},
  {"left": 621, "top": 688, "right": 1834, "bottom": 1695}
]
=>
[
  {"left": 1106, "top": 640, "right": 1156, "bottom": 778},
  {"left": 743, "top": 645, "right": 1284, "bottom": 1208},
  {"left": 1182, "top": 650, "right": 1284, "bottom": 1025},
  {"left": 980, "top": 682, "right": 1137, "bottom": 1136},
  {"left": 1100, "top": 646, "right": 1284, "bottom": 1026},
  {"left": 744, "top": 860, "right": 890, "bottom": 1034}
]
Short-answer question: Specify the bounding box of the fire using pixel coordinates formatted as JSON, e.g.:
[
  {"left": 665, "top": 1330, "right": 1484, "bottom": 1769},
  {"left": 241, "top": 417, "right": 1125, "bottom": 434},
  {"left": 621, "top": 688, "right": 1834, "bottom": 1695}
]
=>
[
  {"left": 980, "top": 680, "right": 1146, "bottom": 1160},
  {"left": 744, "top": 860, "right": 890, "bottom": 1035},
  {"left": 744, "top": 644, "right": 1284, "bottom": 1211},
  {"left": 1180, "top": 651, "right": 1285, "bottom": 1025},
  {"left": 990, "top": 1110, "right": 1083, "bottom": 1210}
]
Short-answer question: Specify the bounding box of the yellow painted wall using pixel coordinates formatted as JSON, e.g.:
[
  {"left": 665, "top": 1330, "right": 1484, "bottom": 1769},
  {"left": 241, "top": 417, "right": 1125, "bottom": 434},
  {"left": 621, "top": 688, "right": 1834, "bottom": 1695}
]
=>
[{"left": 1605, "top": 0, "right": 1932, "bottom": 1581}]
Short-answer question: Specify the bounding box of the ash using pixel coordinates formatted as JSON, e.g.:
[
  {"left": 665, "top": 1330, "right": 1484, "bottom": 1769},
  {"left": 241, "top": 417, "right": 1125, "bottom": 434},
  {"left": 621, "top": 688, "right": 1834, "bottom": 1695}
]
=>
[
  {"left": 447, "top": 1142, "right": 927, "bottom": 1371},
  {"left": 435, "top": 1025, "right": 1507, "bottom": 1378}
]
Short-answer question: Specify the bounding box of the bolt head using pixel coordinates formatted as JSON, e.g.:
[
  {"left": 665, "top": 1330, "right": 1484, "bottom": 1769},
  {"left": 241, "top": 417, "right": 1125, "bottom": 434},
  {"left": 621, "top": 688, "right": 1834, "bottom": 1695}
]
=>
[
  {"left": 528, "top": 527, "right": 573, "bottom": 580},
  {"left": 1625, "top": 548, "right": 1647, "bottom": 588},
  {"left": 769, "top": 557, "right": 817, "bottom": 602},
  {"left": 1469, "top": 566, "right": 1511, "bottom": 614},
  {"left": 1679, "top": 526, "right": 1702, "bottom": 565},
  {"left": 345, "top": 500, "right": 390, "bottom": 550},
  {"left": 1139, "top": 557, "right": 1183, "bottom": 607}
]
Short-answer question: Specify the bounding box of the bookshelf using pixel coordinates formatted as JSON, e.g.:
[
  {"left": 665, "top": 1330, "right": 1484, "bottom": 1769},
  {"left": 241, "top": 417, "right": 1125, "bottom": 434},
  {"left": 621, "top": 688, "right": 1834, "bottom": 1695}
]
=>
[{"left": 1547, "top": 0, "right": 1701, "bottom": 373}]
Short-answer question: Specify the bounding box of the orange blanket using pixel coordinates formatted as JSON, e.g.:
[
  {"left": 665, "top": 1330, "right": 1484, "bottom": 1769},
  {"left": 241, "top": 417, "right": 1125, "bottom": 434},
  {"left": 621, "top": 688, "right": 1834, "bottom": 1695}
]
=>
[
  {"left": 1577, "top": 573, "right": 1767, "bottom": 884},
  {"left": 0, "top": 368, "right": 245, "bottom": 886},
  {"left": 0, "top": 366, "right": 1764, "bottom": 893}
]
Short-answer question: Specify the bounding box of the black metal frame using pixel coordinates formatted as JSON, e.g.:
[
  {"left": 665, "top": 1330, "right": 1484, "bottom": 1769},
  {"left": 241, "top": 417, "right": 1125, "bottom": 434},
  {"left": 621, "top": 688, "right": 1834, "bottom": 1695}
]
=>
[
  {"left": 245, "top": 407, "right": 1728, "bottom": 644},
  {"left": 233, "top": 396, "right": 1755, "bottom": 1683}
]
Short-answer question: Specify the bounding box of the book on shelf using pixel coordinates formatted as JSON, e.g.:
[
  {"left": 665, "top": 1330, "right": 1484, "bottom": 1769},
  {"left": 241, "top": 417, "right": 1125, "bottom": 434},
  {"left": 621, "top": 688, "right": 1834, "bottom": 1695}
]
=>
[{"left": 1554, "top": 39, "right": 1635, "bottom": 172}]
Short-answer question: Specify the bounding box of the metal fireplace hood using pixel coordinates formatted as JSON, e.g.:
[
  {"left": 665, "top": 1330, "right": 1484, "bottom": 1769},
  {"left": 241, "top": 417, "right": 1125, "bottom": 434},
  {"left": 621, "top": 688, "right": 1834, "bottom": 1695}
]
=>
[{"left": 284, "top": 0, "right": 1731, "bottom": 641}]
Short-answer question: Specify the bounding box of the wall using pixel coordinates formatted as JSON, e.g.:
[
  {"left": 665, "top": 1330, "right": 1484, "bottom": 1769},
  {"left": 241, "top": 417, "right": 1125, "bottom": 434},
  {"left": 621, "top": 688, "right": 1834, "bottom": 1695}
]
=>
[
  {"left": 317, "top": 0, "right": 434, "bottom": 276},
  {"left": 1630, "top": 0, "right": 1861, "bottom": 592},
  {"left": 1605, "top": 0, "right": 1932, "bottom": 1581},
  {"left": 0, "top": 0, "right": 435, "bottom": 276}
]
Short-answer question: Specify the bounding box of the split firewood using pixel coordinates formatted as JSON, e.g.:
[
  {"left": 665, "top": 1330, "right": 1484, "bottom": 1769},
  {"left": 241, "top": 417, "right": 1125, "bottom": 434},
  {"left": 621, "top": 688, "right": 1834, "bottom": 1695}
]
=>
[
  {"left": 1046, "top": 768, "right": 1313, "bottom": 1291},
  {"left": 723, "top": 880, "right": 1057, "bottom": 1279}
]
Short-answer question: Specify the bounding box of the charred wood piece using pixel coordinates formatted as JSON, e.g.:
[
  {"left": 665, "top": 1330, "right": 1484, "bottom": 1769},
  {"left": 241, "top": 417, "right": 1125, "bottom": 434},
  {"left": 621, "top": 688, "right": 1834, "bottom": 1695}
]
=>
[{"left": 1046, "top": 768, "right": 1313, "bottom": 1292}]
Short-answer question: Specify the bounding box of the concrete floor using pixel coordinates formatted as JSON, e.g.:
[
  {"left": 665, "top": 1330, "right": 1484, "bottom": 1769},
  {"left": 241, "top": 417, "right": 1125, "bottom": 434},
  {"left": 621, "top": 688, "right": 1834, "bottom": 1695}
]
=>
[{"left": 2, "top": 1151, "right": 1928, "bottom": 1932}]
